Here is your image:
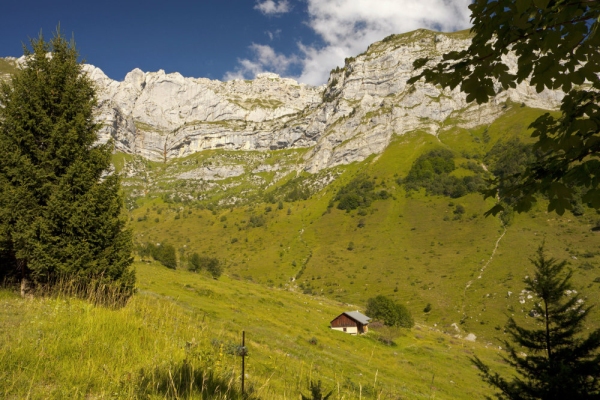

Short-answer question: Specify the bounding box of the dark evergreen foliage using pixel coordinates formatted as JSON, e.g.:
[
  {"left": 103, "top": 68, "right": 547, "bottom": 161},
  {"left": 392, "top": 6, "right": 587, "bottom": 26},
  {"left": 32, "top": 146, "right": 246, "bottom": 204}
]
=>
[
  {"left": 402, "top": 149, "right": 485, "bottom": 198},
  {"left": 0, "top": 31, "right": 134, "bottom": 292},
  {"left": 472, "top": 245, "right": 600, "bottom": 399},
  {"left": 142, "top": 243, "right": 177, "bottom": 269},
  {"left": 484, "top": 139, "right": 536, "bottom": 207},
  {"left": 366, "top": 295, "right": 414, "bottom": 328},
  {"left": 485, "top": 139, "right": 591, "bottom": 216},
  {"left": 247, "top": 214, "right": 266, "bottom": 228}
]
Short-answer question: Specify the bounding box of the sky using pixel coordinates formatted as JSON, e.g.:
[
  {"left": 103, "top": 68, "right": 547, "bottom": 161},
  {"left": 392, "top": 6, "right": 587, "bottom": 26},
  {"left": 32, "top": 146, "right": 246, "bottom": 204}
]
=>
[{"left": 0, "top": 0, "right": 472, "bottom": 86}]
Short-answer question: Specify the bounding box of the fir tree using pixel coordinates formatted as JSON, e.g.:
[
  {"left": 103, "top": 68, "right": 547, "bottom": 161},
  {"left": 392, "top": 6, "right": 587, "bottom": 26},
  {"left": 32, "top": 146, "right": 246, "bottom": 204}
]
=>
[
  {"left": 0, "top": 30, "right": 134, "bottom": 295},
  {"left": 472, "top": 245, "right": 600, "bottom": 399}
]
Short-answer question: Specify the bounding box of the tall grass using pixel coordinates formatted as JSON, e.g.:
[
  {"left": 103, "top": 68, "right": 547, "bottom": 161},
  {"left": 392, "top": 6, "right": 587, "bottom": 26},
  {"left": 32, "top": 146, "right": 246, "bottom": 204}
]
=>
[
  {"left": 0, "top": 260, "right": 514, "bottom": 399},
  {"left": 0, "top": 286, "right": 250, "bottom": 399},
  {"left": 27, "top": 275, "right": 135, "bottom": 308}
]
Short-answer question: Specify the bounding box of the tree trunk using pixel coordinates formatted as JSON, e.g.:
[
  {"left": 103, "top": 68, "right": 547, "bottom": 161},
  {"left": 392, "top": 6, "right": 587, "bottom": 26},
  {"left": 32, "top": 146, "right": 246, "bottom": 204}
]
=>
[{"left": 18, "top": 259, "right": 32, "bottom": 298}]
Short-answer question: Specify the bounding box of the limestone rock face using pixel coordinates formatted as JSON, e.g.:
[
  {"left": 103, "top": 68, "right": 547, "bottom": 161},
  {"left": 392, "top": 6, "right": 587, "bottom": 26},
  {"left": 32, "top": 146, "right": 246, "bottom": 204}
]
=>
[
  {"left": 86, "top": 66, "right": 324, "bottom": 162},
  {"left": 4, "top": 29, "right": 564, "bottom": 173}
]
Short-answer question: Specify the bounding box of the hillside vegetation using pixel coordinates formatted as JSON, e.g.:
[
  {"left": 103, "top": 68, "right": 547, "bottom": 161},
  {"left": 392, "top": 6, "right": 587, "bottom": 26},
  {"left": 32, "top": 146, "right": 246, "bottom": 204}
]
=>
[
  {"left": 0, "top": 262, "right": 511, "bottom": 399},
  {"left": 2, "top": 103, "right": 599, "bottom": 399},
  {"left": 125, "top": 103, "right": 600, "bottom": 343}
]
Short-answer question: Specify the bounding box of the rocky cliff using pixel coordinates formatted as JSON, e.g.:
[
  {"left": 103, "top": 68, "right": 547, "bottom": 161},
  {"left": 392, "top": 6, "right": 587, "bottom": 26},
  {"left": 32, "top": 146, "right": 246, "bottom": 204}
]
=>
[{"left": 4, "top": 29, "right": 564, "bottom": 173}]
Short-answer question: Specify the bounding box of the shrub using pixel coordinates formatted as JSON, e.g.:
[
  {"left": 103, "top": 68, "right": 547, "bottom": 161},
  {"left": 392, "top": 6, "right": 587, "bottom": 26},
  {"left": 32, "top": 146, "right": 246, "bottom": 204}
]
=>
[
  {"left": 454, "top": 204, "right": 465, "bottom": 215},
  {"left": 301, "top": 380, "right": 332, "bottom": 400},
  {"left": 366, "top": 295, "right": 414, "bottom": 328},
  {"left": 402, "top": 148, "right": 486, "bottom": 198},
  {"left": 188, "top": 254, "right": 222, "bottom": 279},
  {"left": 247, "top": 214, "right": 265, "bottom": 228},
  {"left": 143, "top": 243, "right": 177, "bottom": 269},
  {"left": 334, "top": 175, "right": 380, "bottom": 211}
]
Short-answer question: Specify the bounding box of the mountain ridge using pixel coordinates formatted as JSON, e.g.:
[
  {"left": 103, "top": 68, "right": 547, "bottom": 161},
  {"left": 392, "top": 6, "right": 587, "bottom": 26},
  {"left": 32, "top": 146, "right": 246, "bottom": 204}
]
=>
[
  {"left": 53, "top": 29, "right": 566, "bottom": 172},
  {"left": 2, "top": 29, "right": 564, "bottom": 173}
]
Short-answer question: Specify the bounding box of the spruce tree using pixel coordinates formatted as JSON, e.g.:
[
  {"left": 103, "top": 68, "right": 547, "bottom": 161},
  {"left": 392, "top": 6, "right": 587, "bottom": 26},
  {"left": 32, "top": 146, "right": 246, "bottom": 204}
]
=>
[
  {"left": 0, "top": 30, "right": 134, "bottom": 294},
  {"left": 472, "top": 245, "right": 600, "bottom": 399}
]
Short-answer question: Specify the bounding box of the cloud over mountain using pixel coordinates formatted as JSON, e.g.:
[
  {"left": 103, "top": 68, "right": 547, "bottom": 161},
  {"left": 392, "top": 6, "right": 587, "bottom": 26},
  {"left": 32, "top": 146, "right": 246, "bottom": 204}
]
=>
[{"left": 227, "top": 0, "right": 472, "bottom": 85}]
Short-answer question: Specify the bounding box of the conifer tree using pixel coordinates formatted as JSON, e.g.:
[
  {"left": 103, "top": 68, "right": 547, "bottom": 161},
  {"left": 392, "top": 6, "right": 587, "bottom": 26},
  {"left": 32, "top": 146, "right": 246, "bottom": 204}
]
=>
[
  {"left": 0, "top": 30, "right": 134, "bottom": 294},
  {"left": 472, "top": 245, "right": 600, "bottom": 399}
]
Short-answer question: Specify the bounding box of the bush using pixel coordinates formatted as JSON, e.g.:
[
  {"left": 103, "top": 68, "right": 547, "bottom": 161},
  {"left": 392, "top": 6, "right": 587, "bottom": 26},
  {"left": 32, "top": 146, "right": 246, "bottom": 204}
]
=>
[
  {"left": 143, "top": 243, "right": 177, "bottom": 269},
  {"left": 247, "top": 214, "right": 266, "bottom": 228},
  {"left": 365, "top": 295, "right": 414, "bottom": 328},
  {"left": 268, "top": 177, "right": 311, "bottom": 203},
  {"left": 188, "top": 254, "right": 222, "bottom": 279},
  {"left": 402, "top": 148, "right": 486, "bottom": 198},
  {"left": 334, "top": 175, "right": 380, "bottom": 211},
  {"left": 301, "top": 380, "right": 332, "bottom": 400},
  {"left": 454, "top": 204, "right": 465, "bottom": 215}
]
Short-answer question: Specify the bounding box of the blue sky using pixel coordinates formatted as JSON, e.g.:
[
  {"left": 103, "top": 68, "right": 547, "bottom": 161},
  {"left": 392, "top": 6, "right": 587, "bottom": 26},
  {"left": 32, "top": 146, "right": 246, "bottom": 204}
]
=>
[{"left": 0, "top": 0, "right": 472, "bottom": 85}]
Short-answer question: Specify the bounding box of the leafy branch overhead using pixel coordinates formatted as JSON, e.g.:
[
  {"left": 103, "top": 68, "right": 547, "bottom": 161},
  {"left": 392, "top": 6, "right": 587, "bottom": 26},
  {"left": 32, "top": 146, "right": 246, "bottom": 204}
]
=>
[{"left": 408, "top": 0, "right": 600, "bottom": 215}]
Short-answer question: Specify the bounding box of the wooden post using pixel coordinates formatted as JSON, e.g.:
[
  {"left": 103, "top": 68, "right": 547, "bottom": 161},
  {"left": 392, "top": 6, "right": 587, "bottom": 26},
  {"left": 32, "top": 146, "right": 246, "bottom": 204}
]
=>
[{"left": 241, "top": 330, "right": 246, "bottom": 398}]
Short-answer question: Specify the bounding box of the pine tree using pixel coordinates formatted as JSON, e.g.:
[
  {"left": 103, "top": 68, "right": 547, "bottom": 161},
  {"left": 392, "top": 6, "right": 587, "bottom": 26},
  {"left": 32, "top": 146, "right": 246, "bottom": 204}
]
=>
[
  {"left": 0, "top": 30, "right": 134, "bottom": 295},
  {"left": 472, "top": 245, "right": 600, "bottom": 399}
]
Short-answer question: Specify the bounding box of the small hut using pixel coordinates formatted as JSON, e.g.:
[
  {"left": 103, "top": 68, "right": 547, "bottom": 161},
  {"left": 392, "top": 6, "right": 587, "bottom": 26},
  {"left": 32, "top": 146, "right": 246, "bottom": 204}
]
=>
[{"left": 330, "top": 311, "right": 371, "bottom": 335}]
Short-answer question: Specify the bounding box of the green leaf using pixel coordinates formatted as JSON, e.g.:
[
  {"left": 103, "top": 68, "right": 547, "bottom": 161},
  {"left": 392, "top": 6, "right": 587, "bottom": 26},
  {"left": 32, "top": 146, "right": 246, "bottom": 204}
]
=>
[
  {"left": 484, "top": 204, "right": 505, "bottom": 217},
  {"left": 412, "top": 57, "right": 430, "bottom": 69}
]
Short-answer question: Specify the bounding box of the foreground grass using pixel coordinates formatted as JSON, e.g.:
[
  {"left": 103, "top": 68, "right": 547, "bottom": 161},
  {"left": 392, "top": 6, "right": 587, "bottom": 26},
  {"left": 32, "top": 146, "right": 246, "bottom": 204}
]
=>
[
  {"left": 0, "top": 287, "right": 245, "bottom": 399},
  {"left": 0, "top": 262, "right": 513, "bottom": 399}
]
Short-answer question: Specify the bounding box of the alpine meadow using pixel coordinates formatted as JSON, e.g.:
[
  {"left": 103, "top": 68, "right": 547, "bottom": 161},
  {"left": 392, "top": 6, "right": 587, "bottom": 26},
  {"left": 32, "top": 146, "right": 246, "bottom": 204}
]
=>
[{"left": 1, "top": 1, "right": 599, "bottom": 399}]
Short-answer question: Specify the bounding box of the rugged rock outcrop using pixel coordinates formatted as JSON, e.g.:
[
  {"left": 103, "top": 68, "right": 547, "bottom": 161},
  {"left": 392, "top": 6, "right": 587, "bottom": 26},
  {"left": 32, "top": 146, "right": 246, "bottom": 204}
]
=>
[
  {"left": 86, "top": 66, "right": 324, "bottom": 162},
  {"left": 4, "top": 29, "right": 564, "bottom": 173}
]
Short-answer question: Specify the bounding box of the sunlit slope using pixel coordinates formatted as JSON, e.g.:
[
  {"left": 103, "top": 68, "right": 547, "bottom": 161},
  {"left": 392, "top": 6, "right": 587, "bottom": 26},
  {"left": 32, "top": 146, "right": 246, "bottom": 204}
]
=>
[
  {"left": 127, "top": 104, "right": 600, "bottom": 344},
  {"left": 135, "top": 262, "right": 518, "bottom": 399},
  {"left": 1, "top": 262, "right": 514, "bottom": 399}
]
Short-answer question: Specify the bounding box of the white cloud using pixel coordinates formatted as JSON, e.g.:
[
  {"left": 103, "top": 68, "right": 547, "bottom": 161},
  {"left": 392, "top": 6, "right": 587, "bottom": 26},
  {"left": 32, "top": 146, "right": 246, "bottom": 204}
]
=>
[
  {"left": 254, "top": 0, "right": 291, "bottom": 15},
  {"left": 224, "top": 43, "right": 300, "bottom": 81},
  {"left": 227, "top": 0, "right": 472, "bottom": 85},
  {"left": 265, "top": 29, "right": 282, "bottom": 41}
]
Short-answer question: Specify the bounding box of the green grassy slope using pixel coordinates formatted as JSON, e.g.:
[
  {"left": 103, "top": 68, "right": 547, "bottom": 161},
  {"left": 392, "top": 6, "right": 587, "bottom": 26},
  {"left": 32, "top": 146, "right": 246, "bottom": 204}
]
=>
[
  {"left": 0, "top": 263, "right": 513, "bottom": 399},
  {"left": 126, "top": 104, "right": 600, "bottom": 344},
  {"left": 2, "top": 103, "right": 598, "bottom": 399}
]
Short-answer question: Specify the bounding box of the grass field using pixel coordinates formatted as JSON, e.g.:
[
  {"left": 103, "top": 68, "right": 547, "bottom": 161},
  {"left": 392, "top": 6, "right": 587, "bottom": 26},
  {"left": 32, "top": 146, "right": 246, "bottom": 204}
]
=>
[
  {"left": 2, "top": 103, "right": 599, "bottom": 398},
  {"left": 1, "top": 262, "right": 515, "bottom": 399},
  {"left": 125, "top": 104, "right": 600, "bottom": 344}
]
